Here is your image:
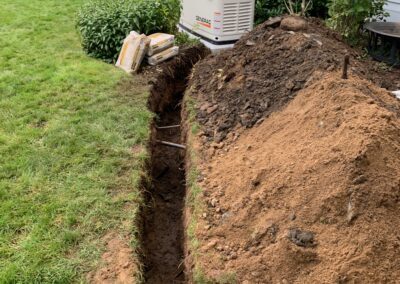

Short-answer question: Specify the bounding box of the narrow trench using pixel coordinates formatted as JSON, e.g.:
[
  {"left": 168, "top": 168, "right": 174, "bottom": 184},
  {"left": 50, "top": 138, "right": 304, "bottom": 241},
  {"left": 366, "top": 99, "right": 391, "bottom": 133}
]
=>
[
  {"left": 144, "top": 93, "right": 186, "bottom": 284},
  {"left": 142, "top": 46, "right": 209, "bottom": 284}
]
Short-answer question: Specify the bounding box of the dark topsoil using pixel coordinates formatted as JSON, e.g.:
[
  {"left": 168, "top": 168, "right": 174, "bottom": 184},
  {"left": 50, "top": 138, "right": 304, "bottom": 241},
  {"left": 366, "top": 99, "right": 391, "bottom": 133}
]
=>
[{"left": 187, "top": 17, "right": 400, "bottom": 143}]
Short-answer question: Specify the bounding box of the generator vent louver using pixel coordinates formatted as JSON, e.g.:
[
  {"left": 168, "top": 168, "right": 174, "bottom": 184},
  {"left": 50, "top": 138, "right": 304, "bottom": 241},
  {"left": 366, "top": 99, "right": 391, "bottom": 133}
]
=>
[{"left": 223, "top": 1, "right": 253, "bottom": 33}]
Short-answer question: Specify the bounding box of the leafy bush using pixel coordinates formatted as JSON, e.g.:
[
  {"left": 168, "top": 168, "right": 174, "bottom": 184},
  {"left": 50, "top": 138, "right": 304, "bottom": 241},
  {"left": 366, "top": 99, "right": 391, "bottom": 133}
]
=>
[
  {"left": 327, "top": 0, "right": 388, "bottom": 40},
  {"left": 77, "top": 0, "right": 180, "bottom": 62},
  {"left": 255, "top": 0, "right": 286, "bottom": 24},
  {"left": 255, "top": 0, "right": 329, "bottom": 25},
  {"left": 175, "top": 32, "right": 201, "bottom": 47}
]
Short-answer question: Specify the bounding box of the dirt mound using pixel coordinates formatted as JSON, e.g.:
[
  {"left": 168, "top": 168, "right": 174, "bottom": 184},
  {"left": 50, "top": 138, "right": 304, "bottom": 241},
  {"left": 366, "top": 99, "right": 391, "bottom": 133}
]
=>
[
  {"left": 188, "top": 17, "right": 400, "bottom": 143},
  {"left": 193, "top": 73, "right": 400, "bottom": 283}
]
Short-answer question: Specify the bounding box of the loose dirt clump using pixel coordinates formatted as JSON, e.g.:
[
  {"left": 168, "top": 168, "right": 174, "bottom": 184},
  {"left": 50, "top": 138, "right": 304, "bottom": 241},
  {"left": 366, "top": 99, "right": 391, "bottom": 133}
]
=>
[
  {"left": 188, "top": 17, "right": 400, "bottom": 143},
  {"left": 193, "top": 73, "right": 400, "bottom": 283}
]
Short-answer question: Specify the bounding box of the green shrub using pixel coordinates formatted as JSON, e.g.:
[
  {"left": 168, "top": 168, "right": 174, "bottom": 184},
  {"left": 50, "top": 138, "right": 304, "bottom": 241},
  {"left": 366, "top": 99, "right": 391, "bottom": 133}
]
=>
[
  {"left": 76, "top": 0, "right": 181, "bottom": 62},
  {"left": 327, "top": 0, "right": 388, "bottom": 41},
  {"left": 255, "top": 0, "right": 329, "bottom": 25},
  {"left": 255, "top": 0, "right": 286, "bottom": 24},
  {"left": 175, "top": 32, "right": 201, "bottom": 47}
]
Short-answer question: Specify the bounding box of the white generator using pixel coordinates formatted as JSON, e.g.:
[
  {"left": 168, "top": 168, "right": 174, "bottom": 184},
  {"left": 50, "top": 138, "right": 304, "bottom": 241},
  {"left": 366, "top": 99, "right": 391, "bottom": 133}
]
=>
[{"left": 179, "top": 0, "right": 255, "bottom": 51}]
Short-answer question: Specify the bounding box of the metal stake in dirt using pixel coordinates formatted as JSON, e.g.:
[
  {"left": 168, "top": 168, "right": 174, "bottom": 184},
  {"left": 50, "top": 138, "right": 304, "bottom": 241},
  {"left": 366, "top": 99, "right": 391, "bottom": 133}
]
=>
[
  {"left": 342, "top": 54, "right": 350, "bottom": 79},
  {"left": 156, "top": 125, "right": 181, "bottom": 130},
  {"left": 157, "top": 140, "right": 186, "bottom": 150}
]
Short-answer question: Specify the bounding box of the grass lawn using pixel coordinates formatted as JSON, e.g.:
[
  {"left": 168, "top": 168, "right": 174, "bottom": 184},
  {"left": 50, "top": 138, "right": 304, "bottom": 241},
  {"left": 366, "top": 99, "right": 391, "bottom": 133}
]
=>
[{"left": 0, "top": 0, "right": 151, "bottom": 282}]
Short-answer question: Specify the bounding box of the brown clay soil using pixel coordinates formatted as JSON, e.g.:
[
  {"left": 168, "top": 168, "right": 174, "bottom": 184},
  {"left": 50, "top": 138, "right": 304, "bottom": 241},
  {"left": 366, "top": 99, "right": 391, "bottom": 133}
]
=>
[
  {"left": 87, "top": 233, "right": 138, "bottom": 284},
  {"left": 188, "top": 17, "right": 400, "bottom": 143},
  {"left": 191, "top": 73, "right": 400, "bottom": 283}
]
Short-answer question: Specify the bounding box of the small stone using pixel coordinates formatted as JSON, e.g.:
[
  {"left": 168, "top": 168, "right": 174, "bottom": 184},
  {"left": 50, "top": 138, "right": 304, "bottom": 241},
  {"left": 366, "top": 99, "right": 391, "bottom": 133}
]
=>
[
  {"left": 202, "top": 213, "right": 208, "bottom": 218},
  {"left": 205, "top": 239, "right": 218, "bottom": 249},
  {"left": 210, "top": 198, "right": 218, "bottom": 207},
  {"left": 222, "top": 212, "right": 232, "bottom": 221},
  {"left": 251, "top": 169, "right": 267, "bottom": 188},
  {"left": 216, "top": 207, "right": 222, "bottom": 213},
  {"left": 264, "top": 16, "right": 282, "bottom": 27},
  {"left": 289, "top": 212, "right": 296, "bottom": 221},
  {"left": 347, "top": 200, "right": 356, "bottom": 223},
  {"left": 314, "top": 39, "right": 323, "bottom": 46},
  {"left": 214, "top": 132, "right": 226, "bottom": 143},
  {"left": 246, "top": 40, "right": 256, "bottom": 46},
  {"left": 287, "top": 228, "right": 316, "bottom": 247},
  {"left": 122, "top": 262, "right": 130, "bottom": 269},
  {"left": 256, "top": 118, "right": 264, "bottom": 125},
  {"left": 207, "top": 105, "right": 218, "bottom": 114},
  {"left": 327, "top": 65, "right": 335, "bottom": 72},
  {"left": 333, "top": 105, "right": 342, "bottom": 111},
  {"left": 285, "top": 80, "right": 295, "bottom": 90},
  {"left": 216, "top": 142, "right": 225, "bottom": 149},
  {"left": 251, "top": 271, "right": 261, "bottom": 277},
  {"left": 200, "top": 103, "right": 211, "bottom": 111},
  {"left": 204, "top": 225, "right": 212, "bottom": 230},
  {"left": 280, "top": 16, "right": 307, "bottom": 31},
  {"left": 353, "top": 175, "right": 367, "bottom": 185}
]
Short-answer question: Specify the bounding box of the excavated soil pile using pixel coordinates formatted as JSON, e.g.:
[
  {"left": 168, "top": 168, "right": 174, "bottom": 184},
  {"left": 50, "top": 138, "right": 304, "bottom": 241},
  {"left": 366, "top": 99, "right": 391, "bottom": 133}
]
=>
[
  {"left": 194, "top": 73, "right": 400, "bottom": 283},
  {"left": 189, "top": 17, "right": 400, "bottom": 143}
]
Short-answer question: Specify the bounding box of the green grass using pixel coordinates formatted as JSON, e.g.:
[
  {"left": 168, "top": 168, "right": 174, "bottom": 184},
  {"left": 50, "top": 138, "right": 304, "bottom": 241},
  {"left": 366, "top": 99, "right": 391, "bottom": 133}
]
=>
[{"left": 0, "top": 0, "right": 152, "bottom": 282}]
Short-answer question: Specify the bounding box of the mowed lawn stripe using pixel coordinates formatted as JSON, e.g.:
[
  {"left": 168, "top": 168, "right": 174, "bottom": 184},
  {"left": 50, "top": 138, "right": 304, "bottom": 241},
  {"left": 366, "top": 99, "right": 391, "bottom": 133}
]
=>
[{"left": 0, "top": 0, "right": 151, "bottom": 282}]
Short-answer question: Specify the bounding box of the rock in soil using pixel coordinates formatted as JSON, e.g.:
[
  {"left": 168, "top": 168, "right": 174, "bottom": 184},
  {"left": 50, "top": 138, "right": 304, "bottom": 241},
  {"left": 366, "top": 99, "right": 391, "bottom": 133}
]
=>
[
  {"left": 280, "top": 16, "right": 308, "bottom": 31},
  {"left": 287, "top": 228, "right": 316, "bottom": 248}
]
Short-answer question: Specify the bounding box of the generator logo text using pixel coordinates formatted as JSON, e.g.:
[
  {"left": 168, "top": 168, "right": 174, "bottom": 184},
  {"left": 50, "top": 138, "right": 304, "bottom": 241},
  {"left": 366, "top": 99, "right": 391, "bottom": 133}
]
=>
[{"left": 196, "top": 16, "right": 211, "bottom": 28}]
